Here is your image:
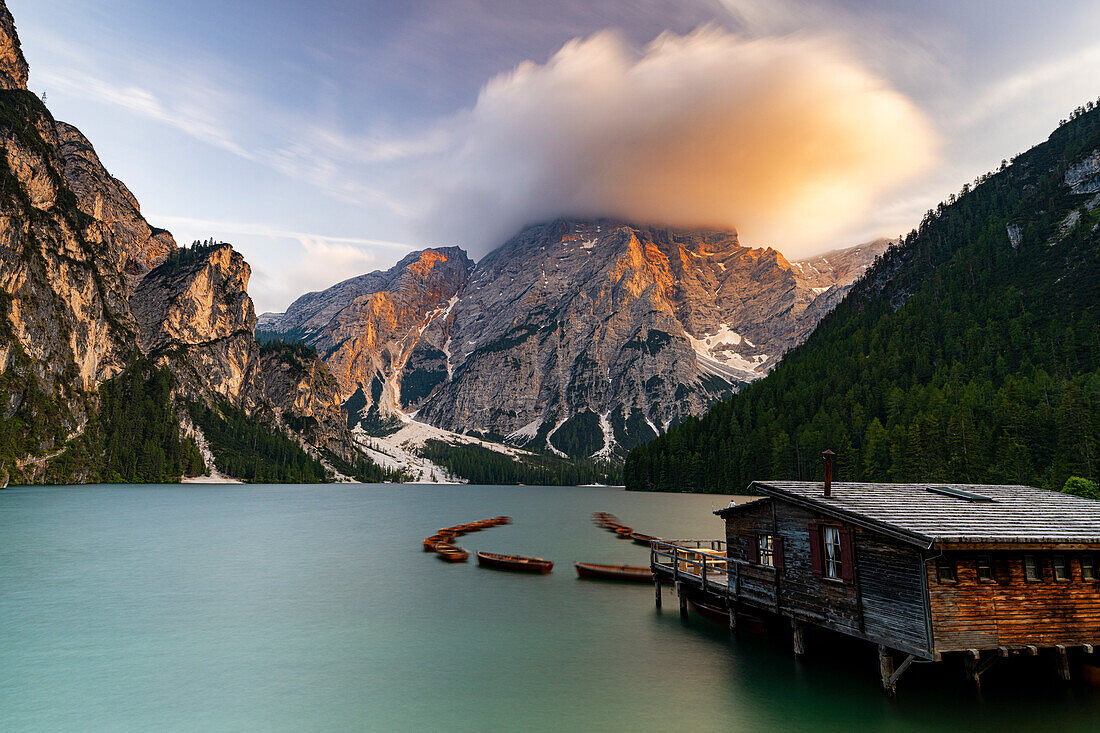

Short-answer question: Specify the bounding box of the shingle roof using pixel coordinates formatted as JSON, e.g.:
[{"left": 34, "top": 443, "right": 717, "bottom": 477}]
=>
[{"left": 714, "top": 481, "right": 1100, "bottom": 547}]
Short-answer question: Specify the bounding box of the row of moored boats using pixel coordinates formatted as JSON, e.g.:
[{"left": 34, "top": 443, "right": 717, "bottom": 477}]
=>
[
  {"left": 423, "top": 516, "right": 513, "bottom": 564},
  {"left": 420, "top": 512, "right": 663, "bottom": 582}
]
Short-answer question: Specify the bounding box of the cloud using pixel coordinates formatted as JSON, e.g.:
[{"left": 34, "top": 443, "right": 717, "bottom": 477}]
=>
[
  {"left": 35, "top": 65, "right": 424, "bottom": 215},
  {"left": 421, "top": 27, "right": 937, "bottom": 257}
]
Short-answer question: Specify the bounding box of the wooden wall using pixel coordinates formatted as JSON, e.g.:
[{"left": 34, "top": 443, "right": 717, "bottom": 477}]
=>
[
  {"left": 927, "top": 552, "right": 1100, "bottom": 651},
  {"left": 724, "top": 499, "right": 932, "bottom": 657}
]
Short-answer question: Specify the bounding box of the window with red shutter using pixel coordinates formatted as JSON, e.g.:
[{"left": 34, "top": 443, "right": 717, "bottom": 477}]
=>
[
  {"left": 773, "top": 536, "right": 785, "bottom": 571},
  {"left": 808, "top": 523, "right": 823, "bottom": 576},
  {"left": 747, "top": 534, "right": 760, "bottom": 564},
  {"left": 839, "top": 526, "right": 855, "bottom": 583}
]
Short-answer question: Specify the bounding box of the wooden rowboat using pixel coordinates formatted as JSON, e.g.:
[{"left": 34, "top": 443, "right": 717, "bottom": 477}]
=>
[
  {"left": 630, "top": 532, "right": 657, "bottom": 546},
  {"left": 436, "top": 545, "right": 469, "bottom": 563},
  {"left": 476, "top": 551, "right": 553, "bottom": 574},
  {"left": 423, "top": 533, "right": 455, "bottom": 551},
  {"left": 574, "top": 562, "right": 654, "bottom": 583},
  {"left": 615, "top": 527, "right": 634, "bottom": 539}
]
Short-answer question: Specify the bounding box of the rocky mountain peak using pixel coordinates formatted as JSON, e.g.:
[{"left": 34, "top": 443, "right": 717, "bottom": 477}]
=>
[{"left": 0, "top": 1, "right": 28, "bottom": 91}]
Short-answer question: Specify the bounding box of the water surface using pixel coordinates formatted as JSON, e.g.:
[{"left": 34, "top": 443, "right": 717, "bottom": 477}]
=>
[{"left": 2, "top": 483, "right": 1097, "bottom": 732}]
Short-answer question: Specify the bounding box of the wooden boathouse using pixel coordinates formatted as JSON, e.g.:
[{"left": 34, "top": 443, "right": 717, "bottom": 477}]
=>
[{"left": 650, "top": 468, "right": 1100, "bottom": 694}]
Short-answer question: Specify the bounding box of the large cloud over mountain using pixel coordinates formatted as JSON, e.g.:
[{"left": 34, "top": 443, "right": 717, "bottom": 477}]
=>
[{"left": 422, "top": 27, "right": 937, "bottom": 256}]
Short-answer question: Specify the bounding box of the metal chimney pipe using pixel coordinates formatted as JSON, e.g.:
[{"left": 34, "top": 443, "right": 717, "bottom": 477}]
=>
[{"left": 822, "top": 449, "right": 835, "bottom": 497}]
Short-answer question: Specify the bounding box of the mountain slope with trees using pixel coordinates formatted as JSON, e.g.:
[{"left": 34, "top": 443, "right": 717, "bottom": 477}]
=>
[{"left": 626, "top": 100, "right": 1100, "bottom": 493}]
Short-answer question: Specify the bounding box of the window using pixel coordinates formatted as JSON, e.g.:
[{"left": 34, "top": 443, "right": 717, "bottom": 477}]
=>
[
  {"left": 1053, "top": 555, "right": 1069, "bottom": 581},
  {"left": 1082, "top": 555, "right": 1097, "bottom": 582},
  {"left": 936, "top": 556, "right": 957, "bottom": 583},
  {"left": 823, "top": 526, "right": 843, "bottom": 580},
  {"left": 757, "top": 534, "right": 774, "bottom": 567},
  {"left": 1024, "top": 554, "right": 1042, "bottom": 582},
  {"left": 976, "top": 554, "right": 995, "bottom": 582}
]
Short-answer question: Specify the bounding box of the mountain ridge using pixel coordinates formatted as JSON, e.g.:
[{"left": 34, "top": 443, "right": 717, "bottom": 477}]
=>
[{"left": 261, "top": 218, "right": 889, "bottom": 459}]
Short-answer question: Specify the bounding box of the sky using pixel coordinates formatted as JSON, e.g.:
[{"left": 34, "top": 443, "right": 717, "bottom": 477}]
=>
[{"left": 10, "top": 0, "right": 1100, "bottom": 313}]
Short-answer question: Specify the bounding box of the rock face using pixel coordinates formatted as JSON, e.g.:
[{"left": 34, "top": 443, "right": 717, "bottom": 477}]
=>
[
  {"left": 0, "top": 91, "right": 143, "bottom": 441},
  {"left": 264, "top": 220, "right": 888, "bottom": 458},
  {"left": 258, "top": 344, "right": 361, "bottom": 464},
  {"left": 0, "top": 2, "right": 27, "bottom": 91},
  {"left": 56, "top": 122, "right": 176, "bottom": 288},
  {"left": 260, "top": 247, "right": 474, "bottom": 420},
  {"left": 130, "top": 244, "right": 261, "bottom": 407}
]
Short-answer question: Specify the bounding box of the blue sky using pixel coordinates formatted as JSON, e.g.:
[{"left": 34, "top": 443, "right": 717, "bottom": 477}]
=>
[{"left": 11, "top": 0, "right": 1100, "bottom": 312}]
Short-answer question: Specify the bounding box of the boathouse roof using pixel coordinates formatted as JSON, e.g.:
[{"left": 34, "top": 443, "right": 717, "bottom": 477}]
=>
[{"left": 715, "top": 481, "right": 1100, "bottom": 548}]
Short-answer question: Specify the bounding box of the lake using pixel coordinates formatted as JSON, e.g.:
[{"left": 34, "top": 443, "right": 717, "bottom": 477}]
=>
[{"left": 1, "top": 483, "right": 1098, "bottom": 732}]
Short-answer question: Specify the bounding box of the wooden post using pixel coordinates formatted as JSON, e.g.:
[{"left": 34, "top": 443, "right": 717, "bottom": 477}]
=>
[
  {"left": 792, "top": 620, "right": 806, "bottom": 657},
  {"left": 878, "top": 645, "right": 897, "bottom": 697},
  {"left": 1054, "top": 645, "right": 1071, "bottom": 682},
  {"left": 728, "top": 605, "right": 738, "bottom": 637},
  {"left": 964, "top": 650, "right": 982, "bottom": 694},
  {"left": 678, "top": 583, "right": 688, "bottom": 619},
  {"left": 654, "top": 577, "right": 662, "bottom": 609}
]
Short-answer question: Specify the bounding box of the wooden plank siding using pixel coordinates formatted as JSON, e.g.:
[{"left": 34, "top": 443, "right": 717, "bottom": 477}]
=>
[
  {"left": 927, "top": 552, "right": 1100, "bottom": 651},
  {"left": 724, "top": 499, "right": 933, "bottom": 657}
]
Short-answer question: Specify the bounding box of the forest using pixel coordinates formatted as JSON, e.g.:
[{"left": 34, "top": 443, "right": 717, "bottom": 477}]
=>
[
  {"left": 422, "top": 439, "right": 623, "bottom": 485},
  {"left": 626, "top": 101, "right": 1100, "bottom": 494},
  {"left": 189, "top": 402, "right": 329, "bottom": 483}
]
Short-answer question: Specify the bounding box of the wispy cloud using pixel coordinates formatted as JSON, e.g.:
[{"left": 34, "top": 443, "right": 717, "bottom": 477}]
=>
[
  {"left": 149, "top": 214, "right": 416, "bottom": 251},
  {"left": 35, "top": 63, "right": 434, "bottom": 215},
  {"left": 150, "top": 214, "right": 419, "bottom": 312},
  {"left": 36, "top": 68, "right": 252, "bottom": 159},
  {"left": 953, "top": 42, "right": 1100, "bottom": 128}
]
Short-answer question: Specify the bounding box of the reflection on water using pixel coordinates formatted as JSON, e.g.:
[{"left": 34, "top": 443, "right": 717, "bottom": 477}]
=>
[{"left": 1, "top": 483, "right": 1097, "bottom": 732}]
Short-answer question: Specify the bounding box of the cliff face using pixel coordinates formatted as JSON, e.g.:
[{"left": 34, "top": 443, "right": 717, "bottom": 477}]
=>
[
  {"left": 0, "top": 91, "right": 139, "bottom": 448},
  {"left": 0, "top": 2, "right": 27, "bottom": 91},
  {"left": 258, "top": 344, "right": 361, "bottom": 464},
  {"left": 129, "top": 245, "right": 261, "bottom": 407},
  {"left": 56, "top": 122, "right": 177, "bottom": 288},
  {"left": 261, "top": 246, "right": 474, "bottom": 420}
]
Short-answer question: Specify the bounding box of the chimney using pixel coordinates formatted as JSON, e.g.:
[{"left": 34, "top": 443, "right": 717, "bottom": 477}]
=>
[{"left": 822, "top": 449, "right": 835, "bottom": 497}]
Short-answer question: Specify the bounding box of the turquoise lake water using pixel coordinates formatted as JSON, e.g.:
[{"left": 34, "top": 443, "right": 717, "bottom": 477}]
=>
[{"left": 2, "top": 483, "right": 1098, "bottom": 732}]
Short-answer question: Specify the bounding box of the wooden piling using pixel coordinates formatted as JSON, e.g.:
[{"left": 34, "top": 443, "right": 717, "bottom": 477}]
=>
[
  {"left": 878, "top": 645, "right": 897, "bottom": 697},
  {"left": 654, "top": 577, "right": 662, "bottom": 609},
  {"left": 792, "top": 620, "right": 806, "bottom": 657},
  {"left": 1054, "top": 645, "right": 1071, "bottom": 682},
  {"left": 678, "top": 583, "right": 688, "bottom": 619},
  {"left": 965, "top": 650, "right": 982, "bottom": 693}
]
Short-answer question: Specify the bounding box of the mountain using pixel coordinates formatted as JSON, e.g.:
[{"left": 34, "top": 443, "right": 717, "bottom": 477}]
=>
[
  {"left": 625, "top": 100, "right": 1100, "bottom": 493},
  {"left": 263, "top": 220, "right": 887, "bottom": 460},
  {"left": 0, "top": 1, "right": 393, "bottom": 484}
]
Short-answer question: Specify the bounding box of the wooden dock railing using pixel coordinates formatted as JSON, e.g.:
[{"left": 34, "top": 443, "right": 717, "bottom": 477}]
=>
[{"left": 650, "top": 539, "right": 777, "bottom": 608}]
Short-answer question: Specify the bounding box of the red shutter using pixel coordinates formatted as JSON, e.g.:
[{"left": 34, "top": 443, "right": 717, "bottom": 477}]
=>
[
  {"left": 773, "top": 536, "right": 785, "bottom": 571},
  {"left": 747, "top": 534, "right": 760, "bottom": 564},
  {"left": 808, "top": 524, "right": 823, "bottom": 576},
  {"left": 839, "top": 526, "right": 855, "bottom": 583}
]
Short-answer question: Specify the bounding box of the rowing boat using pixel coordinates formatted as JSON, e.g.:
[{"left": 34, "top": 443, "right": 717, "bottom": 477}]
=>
[
  {"left": 476, "top": 551, "right": 553, "bottom": 574},
  {"left": 574, "top": 562, "right": 654, "bottom": 583},
  {"left": 630, "top": 532, "right": 657, "bottom": 546},
  {"left": 435, "top": 545, "right": 470, "bottom": 563}
]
